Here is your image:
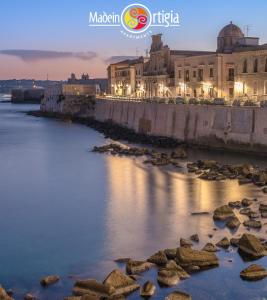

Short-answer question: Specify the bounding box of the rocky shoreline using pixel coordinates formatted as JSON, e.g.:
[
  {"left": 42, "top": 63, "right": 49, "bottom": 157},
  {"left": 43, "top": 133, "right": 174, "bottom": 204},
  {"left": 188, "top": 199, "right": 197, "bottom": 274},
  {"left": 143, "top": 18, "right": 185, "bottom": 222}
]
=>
[{"left": 9, "top": 111, "right": 266, "bottom": 299}]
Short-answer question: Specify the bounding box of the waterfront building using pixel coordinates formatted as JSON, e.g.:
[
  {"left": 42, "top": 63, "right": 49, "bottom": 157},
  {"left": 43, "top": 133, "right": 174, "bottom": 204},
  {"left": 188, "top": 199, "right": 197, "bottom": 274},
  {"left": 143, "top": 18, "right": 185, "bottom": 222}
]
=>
[{"left": 108, "top": 22, "right": 267, "bottom": 102}]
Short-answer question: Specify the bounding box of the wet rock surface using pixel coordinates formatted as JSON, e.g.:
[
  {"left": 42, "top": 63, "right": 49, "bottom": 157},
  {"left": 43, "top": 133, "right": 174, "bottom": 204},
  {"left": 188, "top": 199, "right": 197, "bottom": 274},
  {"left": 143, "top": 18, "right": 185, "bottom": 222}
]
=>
[
  {"left": 0, "top": 286, "right": 13, "bottom": 300},
  {"left": 40, "top": 275, "right": 60, "bottom": 287},
  {"left": 176, "top": 247, "right": 219, "bottom": 269},
  {"left": 147, "top": 251, "right": 168, "bottom": 266},
  {"left": 165, "top": 290, "right": 192, "bottom": 300},
  {"left": 140, "top": 281, "right": 156, "bottom": 297},
  {"left": 238, "top": 233, "right": 267, "bottom": 259},
  {"left": 240, "top": 264, "right": 267, "bottom": 281},
  {"left": 126, "top": 260, "right": 153, "bottom": 275}
]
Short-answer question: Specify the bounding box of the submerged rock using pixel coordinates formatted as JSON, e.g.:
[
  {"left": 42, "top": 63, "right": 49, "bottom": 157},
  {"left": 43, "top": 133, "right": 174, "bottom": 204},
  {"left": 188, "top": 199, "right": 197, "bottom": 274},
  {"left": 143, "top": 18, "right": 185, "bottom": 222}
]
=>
[
  {"left": 147, "top": 250, "right": 168, "bottom": 266},
  {"left": 213, "top": 205, "right": 234, "bottom": 220},
  {"left": 240, "top": 264, "right": 267, "bottom": 281},
  {"left": 103, "top": 269, "right": 140, "bottom": 296},
  {"left": 238, "top": 233, "right": 267, "bottom": 259},
  {"left": 24, "top": 294, "right": 37, "bottom": 300},
  {"left": 176, "top": 247, "right": 219, "bottom": 269},
  {"left": 140, "top": 281, "right": 156, "bottom": 297},
  {"left": 40, "top": 275, "right": 60, "bottom": 287},
  {"left": 126, "top": 260, "right": 153, "bottom": 275},
  {"left": 165, "top": 290, "right": 192, "bottom": 300}
]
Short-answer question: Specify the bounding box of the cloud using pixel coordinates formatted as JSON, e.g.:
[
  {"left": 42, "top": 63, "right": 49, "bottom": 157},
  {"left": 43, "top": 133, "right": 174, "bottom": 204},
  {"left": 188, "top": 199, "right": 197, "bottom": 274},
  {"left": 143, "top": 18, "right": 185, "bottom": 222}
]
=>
[
  {"left": 105, "top": 56, "right": 138, "bottom": 64},
  {"left": 0, "top": 49, "right": 97, "bottom": 62}
]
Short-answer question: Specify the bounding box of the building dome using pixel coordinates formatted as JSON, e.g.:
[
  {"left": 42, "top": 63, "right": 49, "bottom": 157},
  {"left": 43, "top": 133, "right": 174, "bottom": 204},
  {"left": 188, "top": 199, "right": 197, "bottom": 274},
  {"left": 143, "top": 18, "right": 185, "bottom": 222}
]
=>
[
  {"left": 218, "top": 22, "right": 244, "bottom": 38},
  {"left": 217, "top": 22, "right": 244, "bottom": 53}
]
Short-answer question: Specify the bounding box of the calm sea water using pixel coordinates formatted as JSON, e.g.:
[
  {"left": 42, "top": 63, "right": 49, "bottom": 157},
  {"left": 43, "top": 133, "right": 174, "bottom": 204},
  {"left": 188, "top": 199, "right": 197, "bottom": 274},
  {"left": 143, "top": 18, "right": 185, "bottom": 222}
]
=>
[{"left": 0, "top": 100, "right": 267, "bottom": 300}]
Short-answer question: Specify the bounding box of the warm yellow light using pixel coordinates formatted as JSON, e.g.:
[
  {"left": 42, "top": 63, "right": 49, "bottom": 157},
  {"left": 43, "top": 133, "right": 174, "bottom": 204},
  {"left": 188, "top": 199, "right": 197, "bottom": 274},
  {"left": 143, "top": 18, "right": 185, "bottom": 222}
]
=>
[{"left": 234, "top": 82, "right": 243, "bottom": 93}]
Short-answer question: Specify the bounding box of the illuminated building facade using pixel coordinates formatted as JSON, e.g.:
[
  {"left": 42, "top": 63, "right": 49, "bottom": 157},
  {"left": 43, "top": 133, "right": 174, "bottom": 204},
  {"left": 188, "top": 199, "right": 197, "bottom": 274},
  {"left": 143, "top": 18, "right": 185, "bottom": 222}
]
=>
[{"left": 108, "top": 22, "right": 267, "bottom": 102}]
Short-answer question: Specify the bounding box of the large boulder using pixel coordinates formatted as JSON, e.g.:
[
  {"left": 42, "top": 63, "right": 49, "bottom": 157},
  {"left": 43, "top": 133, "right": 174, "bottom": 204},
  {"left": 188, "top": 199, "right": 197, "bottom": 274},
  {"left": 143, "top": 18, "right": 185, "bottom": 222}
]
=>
[
  {"left": 238, "top": 234, "right": 267, "bottom": 259},
  {"left": 126, "top": 260, "right": 153, "bottom": 275},
  {"left": 73, "top": 279, "right": 115, "bottom": 297},
  {"left": 176, "top": 247, "right": 219, "bottom": 269},
  {"left": 213, "top": 205, "right": 234, "bottom": 220},
  {"left": 165, "top": 290, "right": 192, "bottom": 300},
  {"left": 240, "top": 264, "right": 267, "bottom": 281},
  {"left": 103, "top": 269, "right": 140, "bottom": 296},
  {"left": 140, "top": 281, "right": 156, "bottom": 297},
  {"left": 147, "top": 251, "right": 168, "bottom": 266}
]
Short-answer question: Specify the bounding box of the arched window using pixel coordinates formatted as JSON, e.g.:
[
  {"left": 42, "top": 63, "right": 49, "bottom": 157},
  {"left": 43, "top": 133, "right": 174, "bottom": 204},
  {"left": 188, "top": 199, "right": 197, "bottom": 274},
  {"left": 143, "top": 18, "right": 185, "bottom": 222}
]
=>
[
  {"left": 254, "top": 58, "right": 258, "bottom": 73},
  {"left": 265, "top": 58, "right": 267, "bottom": 72},
  {"left": 243, "top": 59, "right": 247, "bottom": 73}
]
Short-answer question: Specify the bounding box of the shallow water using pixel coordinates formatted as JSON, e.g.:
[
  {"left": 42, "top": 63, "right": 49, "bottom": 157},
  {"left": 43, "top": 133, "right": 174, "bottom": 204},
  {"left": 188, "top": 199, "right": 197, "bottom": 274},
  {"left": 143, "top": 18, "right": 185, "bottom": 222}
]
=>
[{"left": 0, "top": 101, "right": 267, "bottom": 299}]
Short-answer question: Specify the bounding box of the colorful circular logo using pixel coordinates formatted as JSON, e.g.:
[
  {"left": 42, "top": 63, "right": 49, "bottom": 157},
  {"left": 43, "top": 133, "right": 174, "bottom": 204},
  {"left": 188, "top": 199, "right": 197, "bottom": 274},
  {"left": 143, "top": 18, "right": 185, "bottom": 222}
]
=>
[{"left": 121, "top": 3, "right": 151, "bottom": 34}]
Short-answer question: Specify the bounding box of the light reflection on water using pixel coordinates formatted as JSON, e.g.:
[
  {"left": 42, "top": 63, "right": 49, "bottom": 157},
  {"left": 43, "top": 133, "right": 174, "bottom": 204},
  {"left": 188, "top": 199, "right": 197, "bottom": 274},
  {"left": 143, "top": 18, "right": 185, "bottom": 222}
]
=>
[{"left": 0, "top": 102, "right": 267, "bottom": 299}]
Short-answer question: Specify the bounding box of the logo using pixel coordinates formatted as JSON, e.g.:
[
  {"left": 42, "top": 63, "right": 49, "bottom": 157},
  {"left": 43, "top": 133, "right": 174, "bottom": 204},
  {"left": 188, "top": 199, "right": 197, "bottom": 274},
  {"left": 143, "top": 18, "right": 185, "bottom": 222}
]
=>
[
  {"left": 121, "top": 4, "right": 151, "bottom": 34},
  {"left": 88, "top": 3, "right": 180, "bottom": 39}
]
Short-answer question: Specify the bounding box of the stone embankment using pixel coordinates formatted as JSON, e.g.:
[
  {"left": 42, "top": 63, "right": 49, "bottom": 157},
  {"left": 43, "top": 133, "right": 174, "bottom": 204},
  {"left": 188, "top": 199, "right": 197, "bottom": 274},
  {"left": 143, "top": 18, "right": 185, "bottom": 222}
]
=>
[{"left": 41, "top": 97, "right": 267, "bottom": 154}]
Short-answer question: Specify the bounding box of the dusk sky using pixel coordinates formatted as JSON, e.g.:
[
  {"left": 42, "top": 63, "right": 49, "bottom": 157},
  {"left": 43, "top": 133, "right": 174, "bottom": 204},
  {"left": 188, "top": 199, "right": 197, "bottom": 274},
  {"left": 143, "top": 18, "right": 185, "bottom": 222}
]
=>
[{"left": 1, "top": 0, "right": 267, "bottom": 80}]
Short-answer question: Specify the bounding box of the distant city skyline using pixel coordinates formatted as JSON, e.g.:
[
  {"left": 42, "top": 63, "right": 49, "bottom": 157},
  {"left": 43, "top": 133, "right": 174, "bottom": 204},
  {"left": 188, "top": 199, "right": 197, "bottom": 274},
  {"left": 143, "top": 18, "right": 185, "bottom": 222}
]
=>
[{"left": 1, "top": 0, "right": 267, "bottom": 80}]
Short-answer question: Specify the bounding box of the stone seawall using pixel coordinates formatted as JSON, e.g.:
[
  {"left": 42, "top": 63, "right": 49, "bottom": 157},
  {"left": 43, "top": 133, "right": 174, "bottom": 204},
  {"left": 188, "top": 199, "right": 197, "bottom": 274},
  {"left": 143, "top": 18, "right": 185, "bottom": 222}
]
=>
[
  {"left": 94, "top": 99, "right": 267, "bottom": 152},
  {"left": 41, "top": 97, "right": 267, "bottom": 153}
]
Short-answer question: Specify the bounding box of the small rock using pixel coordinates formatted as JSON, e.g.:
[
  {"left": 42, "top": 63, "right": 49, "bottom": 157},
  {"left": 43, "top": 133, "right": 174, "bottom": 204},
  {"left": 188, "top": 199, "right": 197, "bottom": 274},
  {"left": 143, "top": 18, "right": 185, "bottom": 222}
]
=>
[
  {"left": 240, "top": 264, "right": 267, "bottom": 281},
  {"left": 202, "top": 243, "right": 218, "bottom": 252},
  {"left": 230, "top": 237, "right": 240, "bottom": 247},
  {"left": 165, "top": 290, "right": 192, "bottom": 300},
  {"left": 126, "top": 260, "right": 154, "bottom": 275},
  {"left": 180, "top": 238, "right": 193, "bottom": 248},
  {"left": 163, "top": 260, "right": 190, "bottom": 279},
  {"left": 226, "top": 216, "right": 241, "bottom": 229},
  {"left": 240, "top": 208, "right": 253, "bottom": 215},
  {"left": 243, "top": 220, "right": 262, "bottom": 229},
  {"left": 239, "top": 179, "right": 252, "bottom": 185},
  {"left": 241, "top": 198, "right": 253, "bottom": 207},
  {"left": 249, "top": 211, "right": 260, "bottom": 219},
  {"left": 261, "top": 212, "right": 267, "bottom": 218},
  {"left": 259, "top": 201, "right": 267, "bottom": 212},
  {"left": 228, "top": 201, "right": 242, "bottom": 208},
  {"left": 147, "top": 251, "right": 168, "bottom": 266},
  {"left": 103, "top": 269, "right": 140, "bottom": 296},
  {"left": 157, "top": 269, "right": 180, "bottom": 286},
  {"left": 191, "top": 211, "right": 209, "bottom": 215},
  {"left": 40, "top": 275, "right": 60, "bottom": 287},
  {"left": 164, "top": 248, "right": 178, "bottom": 260},
  {"left": 262, "top": 187, "right": 267, "bottom": 194},
  {"left": 73, "top": 279, "right": 115, "bottom": 297},
  {"left": 114, "top": 258, "right": 131, "bottom": 263},
  {"left": 213, "top": 205, "right": 234, "bottom": 220},
  {"left": 216, "top": 237, "right": 230, "bottom": 249},
  {"left": 24, "top": 294, "right": 36, "bottom": 300},
  {"left": 140, "top": 281, "right": 156, "bottom": 297},
  {"left": 190, "top": 234, "right": 199, "bottom": 242}
]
